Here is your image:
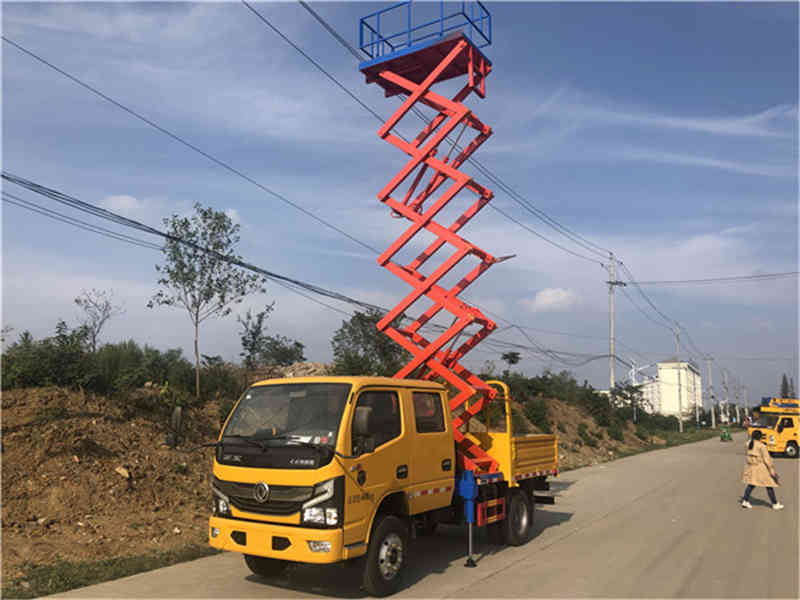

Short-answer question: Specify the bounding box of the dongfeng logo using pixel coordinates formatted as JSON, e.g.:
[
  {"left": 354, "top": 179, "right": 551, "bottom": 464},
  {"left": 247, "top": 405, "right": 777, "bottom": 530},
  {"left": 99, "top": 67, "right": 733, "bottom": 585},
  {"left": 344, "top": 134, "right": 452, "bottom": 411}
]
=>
[
  {"left": 254, "top": 482, "right": 270, "bottom": 503},
  {"left": 290, "top": 458, "right": 315, "bottom": 466}
]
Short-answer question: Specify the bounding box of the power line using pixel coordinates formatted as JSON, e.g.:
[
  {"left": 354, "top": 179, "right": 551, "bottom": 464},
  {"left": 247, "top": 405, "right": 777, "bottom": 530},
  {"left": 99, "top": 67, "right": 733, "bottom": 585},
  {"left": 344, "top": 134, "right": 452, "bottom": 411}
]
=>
[
  {"left": 3, "top": 170, "right": 385, "bottom": 314},
  {"left": 634, "top": 271, "right": 799, "bottom": 285},
  {"left": 2, "top": 192, "right": 163, "bottom": 251},
  {"left": 1, "top": 35, "right": 380, "bottom": 256}
]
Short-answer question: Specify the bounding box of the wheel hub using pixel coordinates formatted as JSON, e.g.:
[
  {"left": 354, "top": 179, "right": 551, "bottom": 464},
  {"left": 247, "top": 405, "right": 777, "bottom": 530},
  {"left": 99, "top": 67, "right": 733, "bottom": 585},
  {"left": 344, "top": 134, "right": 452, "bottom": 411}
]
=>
[{"left": 378, "top": 533, "right": 403, "bottom": 580}]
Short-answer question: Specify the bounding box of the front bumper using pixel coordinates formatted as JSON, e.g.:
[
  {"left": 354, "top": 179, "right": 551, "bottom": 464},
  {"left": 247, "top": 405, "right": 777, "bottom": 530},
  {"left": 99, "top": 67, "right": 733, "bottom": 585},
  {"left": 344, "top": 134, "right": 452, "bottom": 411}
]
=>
[{"left": 209, "top": 516, "right": 345, "bottom": 564}]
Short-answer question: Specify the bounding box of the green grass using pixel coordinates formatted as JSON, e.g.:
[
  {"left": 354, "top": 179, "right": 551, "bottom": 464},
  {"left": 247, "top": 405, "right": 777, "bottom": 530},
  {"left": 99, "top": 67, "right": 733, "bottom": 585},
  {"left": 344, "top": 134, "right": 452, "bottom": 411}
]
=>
[{"left": 2, "top": 544, "right": 220, "bottom": 599}]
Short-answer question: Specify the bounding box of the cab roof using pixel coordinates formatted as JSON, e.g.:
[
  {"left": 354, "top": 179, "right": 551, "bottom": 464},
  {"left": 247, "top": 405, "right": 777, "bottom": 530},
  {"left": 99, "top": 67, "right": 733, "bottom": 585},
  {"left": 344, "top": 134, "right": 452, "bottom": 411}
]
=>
[{"left": 249, "top": 375, "right": 446, "bottom": 392}]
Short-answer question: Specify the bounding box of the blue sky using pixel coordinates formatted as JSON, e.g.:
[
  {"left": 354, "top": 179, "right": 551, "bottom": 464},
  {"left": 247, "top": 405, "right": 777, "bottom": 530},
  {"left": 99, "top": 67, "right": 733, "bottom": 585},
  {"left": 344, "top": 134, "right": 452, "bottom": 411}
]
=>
[{"left": 2, "top": 2, "right": 798, "bottom": 404}]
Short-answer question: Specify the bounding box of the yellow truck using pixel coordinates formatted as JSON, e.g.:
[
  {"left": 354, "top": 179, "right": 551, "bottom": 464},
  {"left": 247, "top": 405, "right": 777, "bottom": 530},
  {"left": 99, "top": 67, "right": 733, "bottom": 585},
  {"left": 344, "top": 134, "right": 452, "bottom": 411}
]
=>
[
  {"left": 748, "top": 397, "right": 799, "bottom": 458},
  {"left": 208, "top": 376, "right": 557, "bottom": 595}
]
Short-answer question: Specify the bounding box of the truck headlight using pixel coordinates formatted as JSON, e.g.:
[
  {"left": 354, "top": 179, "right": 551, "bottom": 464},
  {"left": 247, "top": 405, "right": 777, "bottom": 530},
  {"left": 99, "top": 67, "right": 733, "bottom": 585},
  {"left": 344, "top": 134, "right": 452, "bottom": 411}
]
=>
[
  {"left": 303, "top": 507, "right": 325, "bottom": 524},
  {"left": 325, "top": 508, "right": 338, "bottom": 526},
  {"left": 212, "top": 484, "right": 231, "bottom": 517},
  {"left": 301, "top": 477, "right": 343, "bottom": 528}
]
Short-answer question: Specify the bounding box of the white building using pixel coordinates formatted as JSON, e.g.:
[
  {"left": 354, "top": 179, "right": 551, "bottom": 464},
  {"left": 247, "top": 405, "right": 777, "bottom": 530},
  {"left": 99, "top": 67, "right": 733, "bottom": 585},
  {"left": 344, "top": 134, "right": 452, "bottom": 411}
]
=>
[{"left": 656, "top": 358, "right": 702, "bottom": 419}]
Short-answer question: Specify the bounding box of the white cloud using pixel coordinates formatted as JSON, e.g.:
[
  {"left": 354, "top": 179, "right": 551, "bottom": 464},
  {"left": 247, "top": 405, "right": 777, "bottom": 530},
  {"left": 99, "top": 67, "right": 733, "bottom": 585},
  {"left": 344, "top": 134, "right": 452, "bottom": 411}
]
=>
[
  {"left": 225, "top": 208, "right": 241, "bottom": 225},
  {"left": 521, "top": 288, "right": 580, "bottom": 313},
  {"left": 101, "top": 194, "right": 144, "bottom": 217},
  {"left": 607, "top": 146, "right": 795, "bottom": 178}
]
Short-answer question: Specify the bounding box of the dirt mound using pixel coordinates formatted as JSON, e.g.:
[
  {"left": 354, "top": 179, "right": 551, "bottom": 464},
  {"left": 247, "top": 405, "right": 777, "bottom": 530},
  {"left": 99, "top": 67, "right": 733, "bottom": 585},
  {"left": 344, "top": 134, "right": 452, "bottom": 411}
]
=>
[
  {"left": 1, "top": 386, "right": 220, "bottom": 581},
  {"left": 535, "top": 397, "right": 664, "bottom": 470},
  {"left": 246, "top": 361, "right": 331, "bottom": 383}
]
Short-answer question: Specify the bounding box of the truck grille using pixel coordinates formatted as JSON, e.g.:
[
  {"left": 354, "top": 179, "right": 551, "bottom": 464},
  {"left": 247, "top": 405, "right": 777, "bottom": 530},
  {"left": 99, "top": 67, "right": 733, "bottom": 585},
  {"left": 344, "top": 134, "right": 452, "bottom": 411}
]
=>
[{"left": 213, "top": 476, "right": 313, "bottom": 516}]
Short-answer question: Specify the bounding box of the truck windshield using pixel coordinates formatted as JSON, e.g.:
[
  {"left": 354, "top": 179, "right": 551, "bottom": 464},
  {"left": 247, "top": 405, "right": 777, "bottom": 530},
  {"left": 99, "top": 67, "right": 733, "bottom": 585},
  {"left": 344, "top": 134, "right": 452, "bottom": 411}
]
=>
[
  {"left": 223, "top": 383, "right": 351, "bottom": 447},
  {"left": 755, "top": 414, "right": 780, "bottom": 428}
]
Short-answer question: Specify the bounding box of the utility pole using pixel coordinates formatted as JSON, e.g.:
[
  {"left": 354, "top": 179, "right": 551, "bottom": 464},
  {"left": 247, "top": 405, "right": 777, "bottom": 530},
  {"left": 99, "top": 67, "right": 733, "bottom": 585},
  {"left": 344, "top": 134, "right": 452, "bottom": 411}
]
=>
[
  {"left": 675, "top": 328, "right": 683, "bottom": 433},
  {"left": 694, "top": 363, "right": 700, "bottom": 430},
  {"left": 630, "top": 359, "right": 638, "bottom": 424},
  {"left": 735, "top": 384, "right": 741, "bottom": 424},
  {"left": 723, "top": 369, "right": 730, "bottom": 424},
  {"left": 707, "top": 357, "right": 715, "bottom": 429},
  {"left": 606, "top": 253, "right": 626, "bottom": 392}
]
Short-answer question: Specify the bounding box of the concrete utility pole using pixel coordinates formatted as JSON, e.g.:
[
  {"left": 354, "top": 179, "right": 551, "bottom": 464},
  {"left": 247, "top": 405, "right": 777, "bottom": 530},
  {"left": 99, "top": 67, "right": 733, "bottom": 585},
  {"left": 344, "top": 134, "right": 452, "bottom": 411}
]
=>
[
  {"left": 606, "top": 254, "right": 626, "bottom": 392},
  {"left": 723, "top": 369, "right": 730, "bottom": 424},
  {"left": 695, "top": 365, "right": 700, "bottom": 430},
  {"left": 735, "top": 384, "right": 741, "bottom": 424},
  {"left": 675, "top": 328, "right": 683, "bottom": 433},
  {"left": 707, "top": 357, "right": 715, "bottom": 429}
]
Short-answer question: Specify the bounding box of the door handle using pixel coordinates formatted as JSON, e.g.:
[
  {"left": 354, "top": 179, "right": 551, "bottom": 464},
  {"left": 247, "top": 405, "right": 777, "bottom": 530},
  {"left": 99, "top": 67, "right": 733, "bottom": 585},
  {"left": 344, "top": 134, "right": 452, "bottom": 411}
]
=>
[
  {"left": 396, "top": 465, "right": 408, "bottom": 479},
  {"left": 441, "top": 458, "right": 452, "bottom": 471}
]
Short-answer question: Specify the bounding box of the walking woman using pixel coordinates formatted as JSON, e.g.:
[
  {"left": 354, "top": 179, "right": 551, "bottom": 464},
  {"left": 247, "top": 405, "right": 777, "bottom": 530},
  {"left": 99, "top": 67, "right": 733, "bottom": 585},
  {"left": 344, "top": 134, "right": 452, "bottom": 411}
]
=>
[{"left": 741, "top": 430, "right": 784, "bottom": 510}]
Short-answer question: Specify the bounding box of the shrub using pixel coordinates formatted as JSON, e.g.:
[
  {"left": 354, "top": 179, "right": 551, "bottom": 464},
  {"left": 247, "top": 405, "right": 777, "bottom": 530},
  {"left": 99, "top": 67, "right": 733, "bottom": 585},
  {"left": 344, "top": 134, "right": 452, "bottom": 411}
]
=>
[
  {"left": 2, "top": 322, "right": 94, "bottom": 390},
  {"left": 510, "top": 407, "right": 529, "bottom": 434},
  {"left": 577, "top": 422, "right": 598, "bottom": 447},
  {"left": 523, "top": 398, "right": 551, "bottom": 433},
  {"left": 557, "top": 422, "right": 567, "bottom": 434},
  {"left": 635, "top": 425, "right": 649, "bottom": 441},
  {"left": 608, "top": 421, "right": 624, "bottom": 442}
]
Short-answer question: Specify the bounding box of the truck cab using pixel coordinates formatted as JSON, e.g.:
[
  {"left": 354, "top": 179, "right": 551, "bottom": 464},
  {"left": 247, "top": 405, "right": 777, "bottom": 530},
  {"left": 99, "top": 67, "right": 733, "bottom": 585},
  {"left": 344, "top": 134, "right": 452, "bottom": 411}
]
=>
[
  {"left": 748, "top": 398, "right": 799, "bottom": 458},
  {"left": 209, "top": 377, "right": 457, "bottom": 595}
]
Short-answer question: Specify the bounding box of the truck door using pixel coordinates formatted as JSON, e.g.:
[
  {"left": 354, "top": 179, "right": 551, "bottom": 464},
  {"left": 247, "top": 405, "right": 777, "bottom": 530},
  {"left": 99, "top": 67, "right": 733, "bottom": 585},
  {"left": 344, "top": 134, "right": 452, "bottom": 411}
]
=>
[
  {"left": 408, "top": 390, "right": 454, "bottom": 514},
  {"left": 341, "top": 388, "right": 409, "bottom": 547},
  {"left": 777, "top": 416, "right": 795, "bottom": 450}
]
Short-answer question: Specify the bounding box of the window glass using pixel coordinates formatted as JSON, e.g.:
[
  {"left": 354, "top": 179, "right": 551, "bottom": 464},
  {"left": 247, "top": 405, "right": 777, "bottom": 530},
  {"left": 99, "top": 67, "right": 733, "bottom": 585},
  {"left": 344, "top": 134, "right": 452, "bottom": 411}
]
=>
[
  {"left": 413, "top": 392, "right": 445, "bottom": 433},
  {"left": 780, "top": 417, "right": 793, "bottom": 429},
  {"left": 756, "top": 414, "right": 779, "bottom": 428},
  {"left": 352, "top": 390, "right": 402, "bottom": 451},
  {"left": 222, "top": 383, "right": 350, "bottom": 446}
]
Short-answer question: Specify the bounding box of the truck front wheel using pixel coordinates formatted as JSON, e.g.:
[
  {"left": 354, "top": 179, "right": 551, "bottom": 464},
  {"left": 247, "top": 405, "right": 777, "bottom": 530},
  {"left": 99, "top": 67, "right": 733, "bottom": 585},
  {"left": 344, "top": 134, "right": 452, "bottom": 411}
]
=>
[
  {"left": 243, "top": 554, "right": 288, "bottom": 578},
  {"left": 363, "top": 515, "right": 408, "bottom": 597},
  {"left": 503, "top": 488, "right": 533, "bottom": 546},
  {"left": 785, "top": 442, "right": 798, "bottom": 458}
]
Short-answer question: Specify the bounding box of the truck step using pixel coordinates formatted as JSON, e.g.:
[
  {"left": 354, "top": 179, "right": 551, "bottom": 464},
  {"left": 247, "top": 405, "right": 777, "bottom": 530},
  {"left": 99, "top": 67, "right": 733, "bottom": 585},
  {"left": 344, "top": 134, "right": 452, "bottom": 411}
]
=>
[{"left": 533, "top": 494, "right": 555, "bottom": 505}]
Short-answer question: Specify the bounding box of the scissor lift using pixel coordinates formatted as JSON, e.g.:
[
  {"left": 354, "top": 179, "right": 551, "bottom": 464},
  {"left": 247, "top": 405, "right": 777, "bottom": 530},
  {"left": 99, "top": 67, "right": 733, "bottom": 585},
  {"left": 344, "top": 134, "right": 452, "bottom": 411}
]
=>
[{"left": 359, "top": 1, "right": 503, "bottom": 474}]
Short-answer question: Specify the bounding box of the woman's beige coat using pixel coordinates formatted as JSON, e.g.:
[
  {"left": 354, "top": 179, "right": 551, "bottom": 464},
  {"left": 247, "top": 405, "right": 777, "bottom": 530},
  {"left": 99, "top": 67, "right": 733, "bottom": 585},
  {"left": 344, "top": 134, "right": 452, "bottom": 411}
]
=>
[{"left": 742, "top": 440, "right": 779, "bottom": 487}]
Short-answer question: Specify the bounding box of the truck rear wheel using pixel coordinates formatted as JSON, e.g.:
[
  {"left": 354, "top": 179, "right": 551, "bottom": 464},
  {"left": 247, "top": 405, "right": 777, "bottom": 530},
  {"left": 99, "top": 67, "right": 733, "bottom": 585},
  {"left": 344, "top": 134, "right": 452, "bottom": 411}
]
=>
[
  {"left": 503, "top": 488, "right": 533, "bottom": 546},
  {"left": 363, "top": 515, "right": 408, "bottom": 597},
  {"left": 785, "top": 442, "right": 798, "bottom": 458},
  {"left": 243, "top": 554, "right": 288, "bottom": 578}
]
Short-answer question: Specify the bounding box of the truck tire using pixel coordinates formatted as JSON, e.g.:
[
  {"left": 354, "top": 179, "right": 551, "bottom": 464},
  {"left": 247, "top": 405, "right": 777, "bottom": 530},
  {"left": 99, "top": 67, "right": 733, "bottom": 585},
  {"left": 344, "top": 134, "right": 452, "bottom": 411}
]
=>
[
  {"left": 243, "top": 554, "right": 288, "bottom": 578},
  {"left": 785, "top": 442, "right": 799, "bottom": 458},
  {"left": 363, "top": 515, "right": 408, "bottom": 597},
  {"left": 503, "top": 488, "right": 533, "bottom": 546}
]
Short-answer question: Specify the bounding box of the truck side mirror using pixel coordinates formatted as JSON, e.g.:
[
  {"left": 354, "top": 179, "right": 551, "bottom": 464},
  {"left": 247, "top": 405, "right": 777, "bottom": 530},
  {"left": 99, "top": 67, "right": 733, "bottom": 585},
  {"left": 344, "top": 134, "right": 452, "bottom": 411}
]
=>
[{"left": 777, "top": 425, "right": 784, "bottom": 433}]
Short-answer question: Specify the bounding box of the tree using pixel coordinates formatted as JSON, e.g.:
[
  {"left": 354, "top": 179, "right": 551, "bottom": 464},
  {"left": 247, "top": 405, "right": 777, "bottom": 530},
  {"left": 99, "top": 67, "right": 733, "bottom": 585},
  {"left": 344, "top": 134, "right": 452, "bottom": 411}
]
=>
[
  {"left": 780, "top": 373, "right": 790, "bottom": 397},
  {"left": 331, "top": 310, "right": 410, "bottom": 376},
  {"left": 74, "top": 288, "right": 125, "bottom": 352},
  {"left": 263, "top": 334, "right": 305, "bottom": 366},
  {"left": 790, "top": 377, "right": 796, "bottom": 398},
  {"left": 237, "top": 306, "right": 274, "bottom": 370},
  {"left": 501, "top": 351, "right": 521, "bottom": 367},
  {"left": 1, "top": 325, "right": 14, "bottom": 347},
  {"left": 148, "top": 203, "right": 266, "bottom": 399},
  {"left": 237, "top": 305, "right": 305, "bottom": 368}
]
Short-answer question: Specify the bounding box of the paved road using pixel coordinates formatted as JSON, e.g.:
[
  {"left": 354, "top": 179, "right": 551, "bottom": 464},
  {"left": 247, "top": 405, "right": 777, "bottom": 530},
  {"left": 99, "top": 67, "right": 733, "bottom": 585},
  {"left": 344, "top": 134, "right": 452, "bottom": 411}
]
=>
[{"left": 53, "top": 433, "right": 798, "bottom": 598}]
